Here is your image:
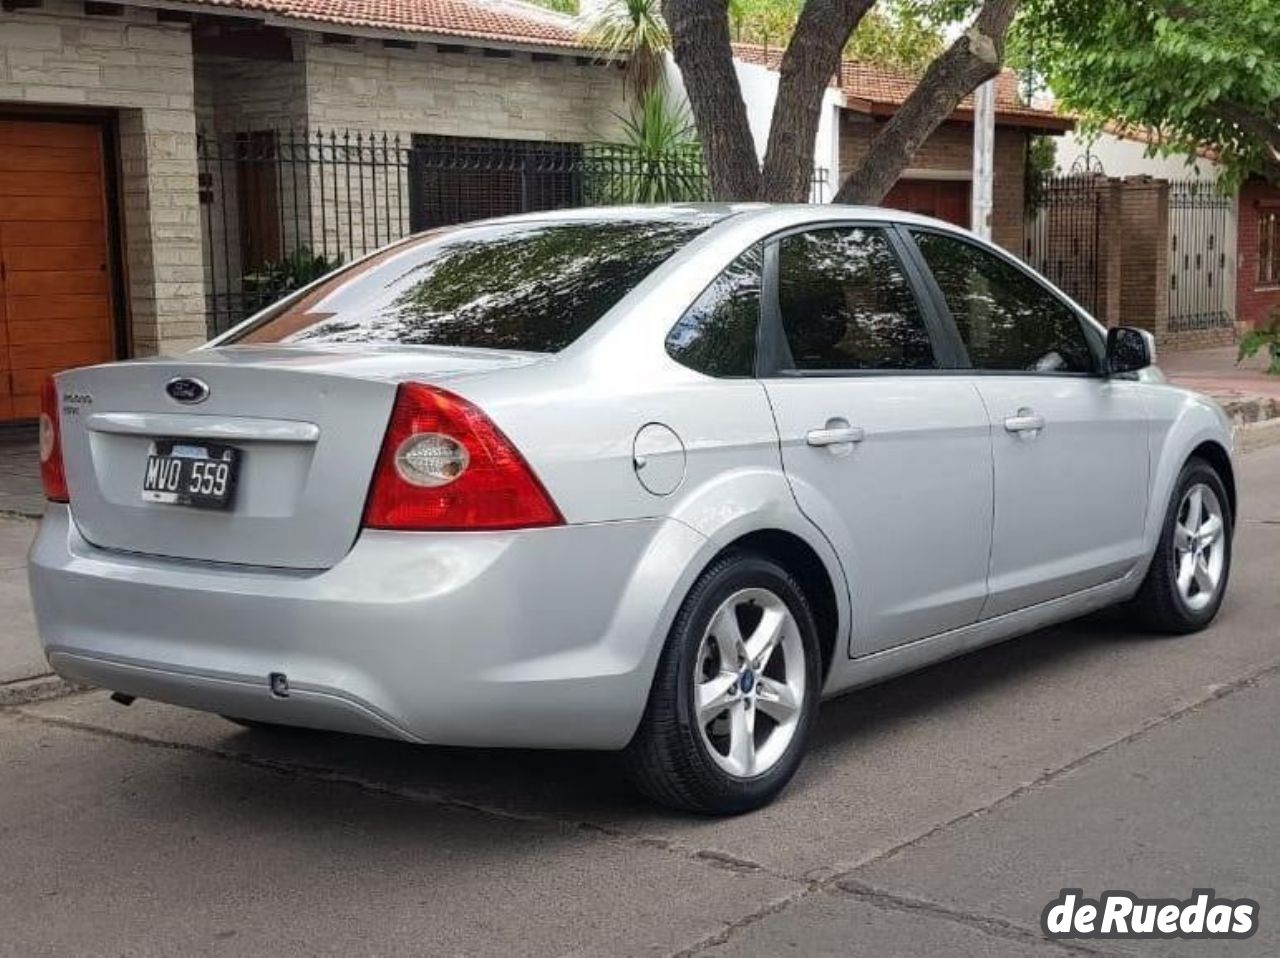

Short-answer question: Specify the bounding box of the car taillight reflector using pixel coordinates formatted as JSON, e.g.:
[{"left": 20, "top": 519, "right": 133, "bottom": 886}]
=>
[
  {"left": 363, "top": 383, "right": 563, "bottom": 531},
  {"left": 39, "top": 376, "right": 69, "bottom": 503}
]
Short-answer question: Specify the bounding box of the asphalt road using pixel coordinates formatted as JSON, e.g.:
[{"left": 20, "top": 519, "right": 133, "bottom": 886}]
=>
[{"left": 2, "top": 444, "right": 1279, "bottom": 957}]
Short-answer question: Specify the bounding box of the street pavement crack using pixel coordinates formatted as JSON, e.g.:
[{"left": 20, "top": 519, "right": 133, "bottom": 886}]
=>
[
  {"left": 835, "top": 655, "right": 1280, "bottom": 875},
  {"left": 667, "top": 655, "right": 1280, "bottom": 956},
  {"left": 832, "top": 878, "right": 1124, "bottom": 957},
  {"left": 666, "top": 885, "right": 819, "bottom": 958},
  {"left": 9, "top": 650, "right": 1278, "bottom": 958},
  {"left": 6, "top": 707, "right": 794, "bottom": 888}
]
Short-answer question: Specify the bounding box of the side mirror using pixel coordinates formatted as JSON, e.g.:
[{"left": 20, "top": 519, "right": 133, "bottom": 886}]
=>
[{"left": 1106, "top": 326, "right": 1155, "bottom": 375}]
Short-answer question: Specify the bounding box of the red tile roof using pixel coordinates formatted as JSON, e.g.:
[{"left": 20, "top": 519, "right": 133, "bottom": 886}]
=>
[
  {"left": 186, "top": 0, "right": 588, "bottom": 49},
  {"left": 733, "top": 43, "right": 1072, "bottom": 130}
]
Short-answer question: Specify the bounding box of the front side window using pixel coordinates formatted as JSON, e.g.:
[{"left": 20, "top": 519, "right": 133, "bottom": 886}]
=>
[
  {"left": 666, "top": 247, "right": 762, "bottom": 377},
  {"left": 776, "top": 227, "right": 935, "bottom": 371},
  {"left": 913, "top": 231, "right": 1097, "bottom": 374},
  {"left": 230, "top": 217, "right": 718, "bottom": 352}
]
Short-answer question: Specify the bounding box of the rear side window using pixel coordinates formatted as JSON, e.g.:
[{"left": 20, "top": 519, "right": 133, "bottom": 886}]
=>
[
  {"left": 776, "top": 227, "right": 935, "bottom": 371},
  {"left": 666, "top": 246, "right": 762, "bottom": 377},
  {"left": 229, "top": 218, "right": 715, "bottom": 352},
  {"left": 912, "top": 230, "right": 1097, "bottom": 374}
]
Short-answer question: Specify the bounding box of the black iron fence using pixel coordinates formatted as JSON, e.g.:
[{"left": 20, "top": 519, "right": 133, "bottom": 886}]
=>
[
  {"left": 198, "top": 127, "right": 827, "bottom": 337},
  {"left": 1167, "top": 179, "right": 1234, "bottom": 332},
  {"left": 1023, "top": 174, "right": 1103, "bottom": 316}
]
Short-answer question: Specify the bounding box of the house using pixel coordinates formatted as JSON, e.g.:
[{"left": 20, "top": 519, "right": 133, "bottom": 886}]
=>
[
  {"left": 0, "top": 0, "right": 1069, "bottom": 425},
  {"left": 727, "top": 45, "right": 1074, "bottom": 253},
  {"left": 1058, "top": 124, "right": 1280, "bottom": 341},
  {"left": 0, "top": 0, "right": 629, "bottom": 423}
]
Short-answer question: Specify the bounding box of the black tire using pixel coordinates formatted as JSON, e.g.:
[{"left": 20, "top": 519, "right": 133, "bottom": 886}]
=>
[
  {"left": 1128, "top": 457, "right": 1233, "bottom": 634},
  {"left": 624, "top": 552, "right": 822, "bottom": 814}
]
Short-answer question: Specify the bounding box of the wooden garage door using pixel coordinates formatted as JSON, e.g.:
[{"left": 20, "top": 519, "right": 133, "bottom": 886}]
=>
[
  {"left": 0, "top": 120, "right": 116, "bottom": 422},
  {"left": 882, "top": 179, "right": 971, "bottom": 230}
]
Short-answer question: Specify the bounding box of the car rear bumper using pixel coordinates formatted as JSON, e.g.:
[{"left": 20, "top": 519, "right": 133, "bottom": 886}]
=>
[{"left": 29, "top": 505, "right": 705, "bottom": 749}]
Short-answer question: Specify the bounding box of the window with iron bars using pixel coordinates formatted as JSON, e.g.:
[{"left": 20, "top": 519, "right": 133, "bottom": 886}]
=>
[
  {"left": 1260, "top": 208, "right": 1280, "bottom": 288},
  {"left": 197, "top": 127, "right": 829, "bottom": 338}
]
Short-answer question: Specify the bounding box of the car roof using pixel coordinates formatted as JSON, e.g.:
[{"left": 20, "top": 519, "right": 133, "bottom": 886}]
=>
[{"left": 459, "top": 202, "right": 961, "bottom": 234}]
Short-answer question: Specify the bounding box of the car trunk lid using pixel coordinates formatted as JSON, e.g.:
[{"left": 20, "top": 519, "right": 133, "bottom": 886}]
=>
[{"left": 55, "top": 345, "right": 541, "bottom": 569}]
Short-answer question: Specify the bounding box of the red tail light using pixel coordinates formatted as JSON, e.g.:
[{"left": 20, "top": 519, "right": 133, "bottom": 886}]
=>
[
  {"left": 363, "top": 383, "right": 563, "bottom": 531},
  {"left": 39, "top": 376, "right": 69, "bottom": 503}
]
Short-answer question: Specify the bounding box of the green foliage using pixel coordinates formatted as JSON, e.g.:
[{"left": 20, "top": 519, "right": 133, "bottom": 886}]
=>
[
  {"left": 728, "top": 0, "right": 947, "bottom": 73},
  {"left": 1019, "top": 0, "right": 1280, "bottom": 188},
  {"left": 589, "top": 88, "right": 709, "bottom": 203},
  {"left": 1023, "top": 134, "right": 1058, "bottom": 214},
  {"left": 1238, "top": 310, "right": 1280, "bottom": 375},
  {"left": 525, "top": 0, "right": 577, "bottom": 12},
  {"left": 843, "top": 5, "right": 946, "bottom": 72},
  {"left": 583, "top": 0, "right": 670, "bottom": 99},
  {"left": 242, "top": 246, "right": 343, "bottom": 302}
]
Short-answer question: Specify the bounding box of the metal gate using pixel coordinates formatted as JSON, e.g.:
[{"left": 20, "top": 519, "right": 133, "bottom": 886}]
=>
[
  {"left": 1023, "top": 175, "right": 1103, "bottom": 316},
  {"left": 1168, "top": 179, "right": 1234, "bottom": 331}
]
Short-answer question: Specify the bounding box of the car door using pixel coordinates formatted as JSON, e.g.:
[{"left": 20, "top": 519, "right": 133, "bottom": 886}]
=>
[
  {"left": 907, "top": 228, "right": 1150, "bottom": 619},
  {"left": 759, "top": 224, "right": 994, "bottom": 657}
]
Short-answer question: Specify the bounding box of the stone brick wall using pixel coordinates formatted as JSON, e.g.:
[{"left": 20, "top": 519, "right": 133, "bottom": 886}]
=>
[
  {"left": 194, "top": 47, "right": 308, "bottom": 133},
  {"left": 0, "top": 0, "right": 204, "bottom": 355},
  {"left": 190, "top": 35, "right": 631, "bottom": 323},
  {"left": 1237, "top": 177, "right": 1280, "bottom": 331},
  {"left": 303, "top": 36, "right": 627, "bottom": 142},
  {"left": 838, "top": 115, "right": 1029, "bottom": 253},
  {"left": 194, "top": 46, "right": 312, "bottom": 308},
  {"left": 298, "top": 36, "right": 630, "bottom": 267}
]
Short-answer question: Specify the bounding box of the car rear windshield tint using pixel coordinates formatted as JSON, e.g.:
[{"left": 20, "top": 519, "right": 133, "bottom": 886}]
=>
[{"left": 228, "top": 218, "right": 715, "bottom": 352}]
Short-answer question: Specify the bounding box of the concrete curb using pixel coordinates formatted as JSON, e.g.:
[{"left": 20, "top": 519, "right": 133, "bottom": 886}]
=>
[
  {"left": 0, "top": 674, "right": 89, "bottom": 707},
  {"left": 1235, "top": 416, "right": 1280, "bottom": 454},
  {"left": 0, "top": 510, "right": 40, "bottom": 523},
  {"left": 1219, "top": 395, "right": 1280, "bottom": 426}
]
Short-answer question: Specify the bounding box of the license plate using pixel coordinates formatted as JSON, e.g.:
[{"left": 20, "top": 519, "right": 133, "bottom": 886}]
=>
[{"left": 142, "top": 440, "right": 240, "bottom": 509}]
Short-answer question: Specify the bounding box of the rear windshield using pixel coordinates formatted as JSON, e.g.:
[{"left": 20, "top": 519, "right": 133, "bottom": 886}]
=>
[{"left": 228, "top": 217, "right": 715, "bottom": 352}]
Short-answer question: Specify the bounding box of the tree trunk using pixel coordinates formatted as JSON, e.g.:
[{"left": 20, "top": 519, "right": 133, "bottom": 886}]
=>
[
  {"left": 662, "top": 0, "right": 761, "bottom": 199},
  {"left": 759, "top": 0, "right": 876, "bottom": 201},
  {"left": 834, "top": 0, "right": 1021, "bottom": 205}
]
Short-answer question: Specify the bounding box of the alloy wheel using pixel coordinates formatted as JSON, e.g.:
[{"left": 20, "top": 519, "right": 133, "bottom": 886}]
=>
[
  {"left": 693, "top": 588, "right": 806, "bottom": 778},
  {"left": 1173, "top": 482, "right": 1226, "bottom": 613}
]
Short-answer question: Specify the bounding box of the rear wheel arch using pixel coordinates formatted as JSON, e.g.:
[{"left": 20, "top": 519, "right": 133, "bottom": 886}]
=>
[{"left": 708, "top": 529, "right": 840, "bottom": 682}]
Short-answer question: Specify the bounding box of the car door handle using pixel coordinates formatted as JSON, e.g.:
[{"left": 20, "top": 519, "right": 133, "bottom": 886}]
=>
[
  {"left": 1004, "top": 413, "right": 1046, "bottom": 434},
  {"left": 806, "top": 426, "right": 865, "bottom": 447}
]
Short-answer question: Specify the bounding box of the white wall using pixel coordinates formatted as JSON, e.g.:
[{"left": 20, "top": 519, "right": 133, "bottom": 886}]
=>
[
  {"left": 1057, "top": 130, "right": 1223, "bottom": 181},
  {"left": 662, "top": 54, "right": 843, "bottom": 200}
]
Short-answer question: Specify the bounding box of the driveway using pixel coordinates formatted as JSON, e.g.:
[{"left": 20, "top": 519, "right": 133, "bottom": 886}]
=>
[{"left": 1, "top": 444, "right": 1278, "bottom": 956}]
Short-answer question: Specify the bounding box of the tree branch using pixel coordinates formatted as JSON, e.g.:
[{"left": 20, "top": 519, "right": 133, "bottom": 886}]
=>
[
  {"left": 834, "top": 0, "right": 1021, "bottom": 205},
  {"left": 1212, "top": 98, "right": 1280, "bottom": 155},
  {"left": 662, "top": 0, "right": 762, "bottom": 199},
  {"left": 759, "top": 0, "right": 878, "bottom": 201}
]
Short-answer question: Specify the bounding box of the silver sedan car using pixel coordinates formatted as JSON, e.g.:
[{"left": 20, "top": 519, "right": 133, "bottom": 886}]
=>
[{"left": 29, "top": 205, "right": 1235, "bottom": 814}]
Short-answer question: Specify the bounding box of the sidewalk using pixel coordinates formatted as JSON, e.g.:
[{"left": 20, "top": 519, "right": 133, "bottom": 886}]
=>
[
  {"left": 0, "top": 516, "right": 41, "bottom": 684},
  {"left": 0, "top": 435, "right": 42, "bottom": 519},
  {"left": 1160, "top": 345, "right": 1280, "bottom": 424}
]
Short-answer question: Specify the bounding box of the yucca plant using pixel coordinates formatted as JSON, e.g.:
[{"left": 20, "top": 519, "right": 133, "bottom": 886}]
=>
[
  {"left": 584, "top": 0, "right": 670, "bottom": 101},
  {"left": 592, "top": 88, "right": 707, "bottom": 204}
]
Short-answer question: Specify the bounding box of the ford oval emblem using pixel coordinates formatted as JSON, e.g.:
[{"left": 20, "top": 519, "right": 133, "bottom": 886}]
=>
[{"left": 165, "top": 377, "right": 210, "bottom": 405}]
